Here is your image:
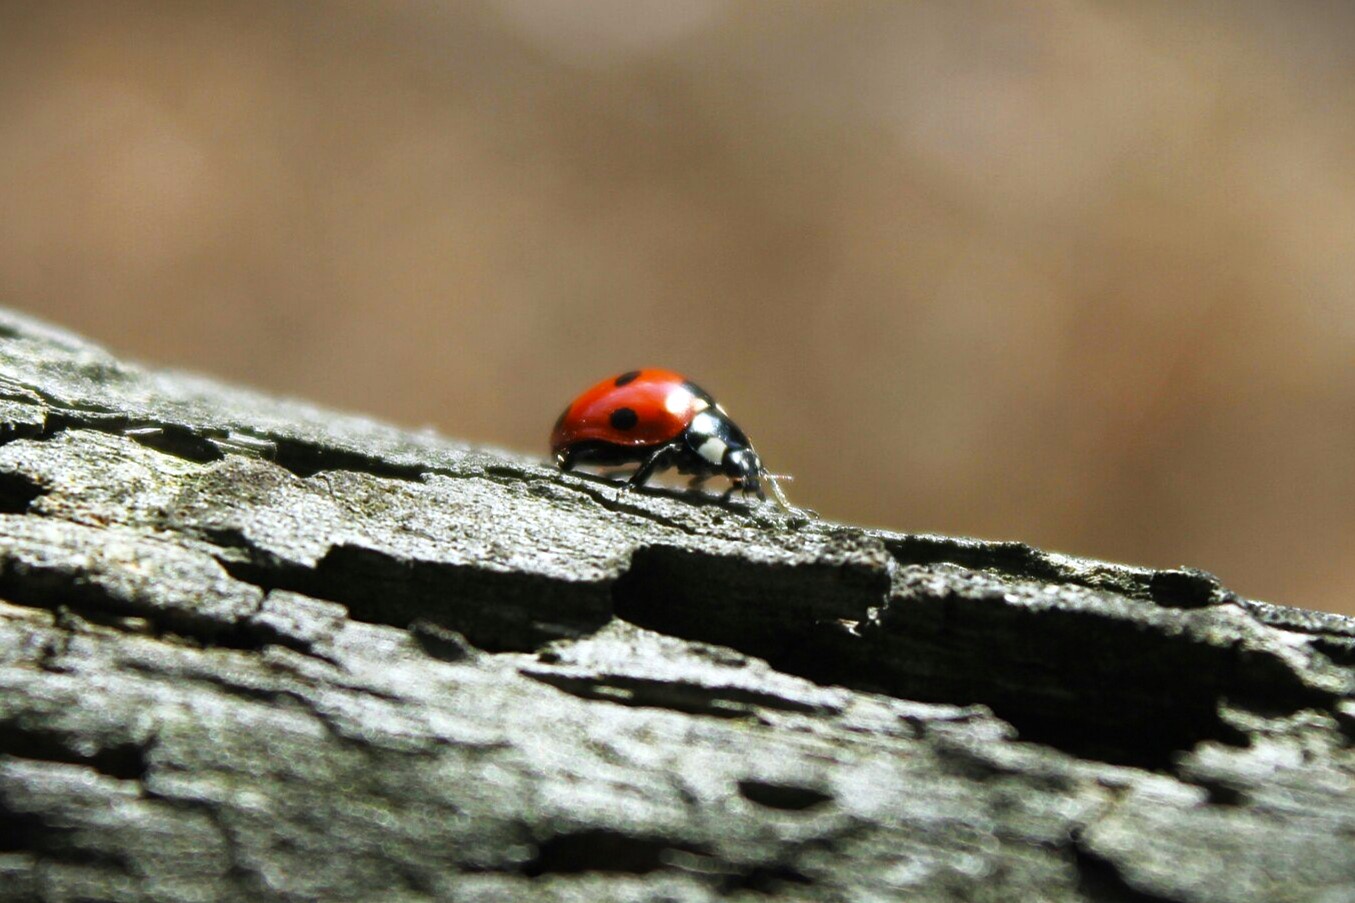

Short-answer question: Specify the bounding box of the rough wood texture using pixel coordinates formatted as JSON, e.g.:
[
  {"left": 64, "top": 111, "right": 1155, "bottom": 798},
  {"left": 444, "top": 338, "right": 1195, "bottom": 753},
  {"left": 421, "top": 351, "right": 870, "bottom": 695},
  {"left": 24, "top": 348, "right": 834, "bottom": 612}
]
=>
[{"left": 0, "top": 308, "right": 1351, "bottom": 903}]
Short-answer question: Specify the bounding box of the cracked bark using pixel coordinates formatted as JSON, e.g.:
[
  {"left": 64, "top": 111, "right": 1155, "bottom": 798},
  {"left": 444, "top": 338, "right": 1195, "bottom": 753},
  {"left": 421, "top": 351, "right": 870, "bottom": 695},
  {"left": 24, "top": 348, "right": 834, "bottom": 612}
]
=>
[{"left": 0, "top": 308, "right": 1351, "bottom": 903}]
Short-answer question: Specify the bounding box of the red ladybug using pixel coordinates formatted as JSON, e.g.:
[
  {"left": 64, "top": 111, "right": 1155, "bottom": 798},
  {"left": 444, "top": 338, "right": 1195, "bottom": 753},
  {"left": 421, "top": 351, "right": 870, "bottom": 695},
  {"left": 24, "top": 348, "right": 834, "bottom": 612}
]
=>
[{"left": 551, "top": 369, "right": 791, "bottom": 508}]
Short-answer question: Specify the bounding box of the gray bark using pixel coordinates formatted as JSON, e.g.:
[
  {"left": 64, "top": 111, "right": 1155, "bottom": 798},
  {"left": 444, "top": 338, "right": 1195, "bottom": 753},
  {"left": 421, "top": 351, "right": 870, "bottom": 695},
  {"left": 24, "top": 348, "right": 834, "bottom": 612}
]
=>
[{"left": 0, "top": 308, "right": 1350, "bottom": 902}]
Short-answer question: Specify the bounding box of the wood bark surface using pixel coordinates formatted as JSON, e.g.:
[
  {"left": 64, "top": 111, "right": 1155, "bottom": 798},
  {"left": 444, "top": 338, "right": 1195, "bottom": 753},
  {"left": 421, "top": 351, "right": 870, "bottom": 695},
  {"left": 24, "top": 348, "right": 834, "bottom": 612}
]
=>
[{"left": 0, "top": 309, "right": 1351, "bottom": 902}]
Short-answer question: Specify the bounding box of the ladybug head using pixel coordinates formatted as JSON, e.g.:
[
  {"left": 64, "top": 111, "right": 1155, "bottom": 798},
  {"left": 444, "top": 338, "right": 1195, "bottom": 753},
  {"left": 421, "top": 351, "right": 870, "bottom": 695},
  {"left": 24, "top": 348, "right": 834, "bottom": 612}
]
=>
[
  {"left": 725, "top": 448, "right": 766, "bottom": 498},
  {"left": 728, "top": 446, "right": 794, "bottom": 511}
]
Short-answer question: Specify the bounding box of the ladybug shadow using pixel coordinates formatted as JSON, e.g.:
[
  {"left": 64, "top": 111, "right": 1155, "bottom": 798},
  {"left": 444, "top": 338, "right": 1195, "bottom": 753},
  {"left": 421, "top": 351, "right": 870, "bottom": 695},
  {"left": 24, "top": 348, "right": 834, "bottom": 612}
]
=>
[{"left": 555, "top": 466, "right": 816, "bottom": 523}]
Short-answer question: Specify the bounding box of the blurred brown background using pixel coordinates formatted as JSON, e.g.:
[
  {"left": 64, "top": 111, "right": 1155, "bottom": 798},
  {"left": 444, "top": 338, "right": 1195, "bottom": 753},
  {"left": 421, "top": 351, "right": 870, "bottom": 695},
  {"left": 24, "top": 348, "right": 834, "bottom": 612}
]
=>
[{"left": 2, "top": 1, "right": 1354, "bottom": 615}]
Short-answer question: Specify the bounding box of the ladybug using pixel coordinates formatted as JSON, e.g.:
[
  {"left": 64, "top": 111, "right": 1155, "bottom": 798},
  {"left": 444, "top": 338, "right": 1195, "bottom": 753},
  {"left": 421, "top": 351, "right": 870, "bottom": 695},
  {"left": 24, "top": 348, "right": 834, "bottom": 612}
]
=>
[{"left": 551, "top": 369, "right": 791, "bottom": 508}]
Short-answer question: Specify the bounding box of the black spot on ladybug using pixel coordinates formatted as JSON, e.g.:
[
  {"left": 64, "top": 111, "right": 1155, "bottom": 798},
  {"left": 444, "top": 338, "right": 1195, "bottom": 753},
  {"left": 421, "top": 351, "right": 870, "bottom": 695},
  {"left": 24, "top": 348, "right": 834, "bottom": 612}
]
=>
[
  {"left": 615, "top": 370, "right": 641, "bottom": 387},
  {"left": 609, "top": 407, "right": 639, "bottom": 431}
]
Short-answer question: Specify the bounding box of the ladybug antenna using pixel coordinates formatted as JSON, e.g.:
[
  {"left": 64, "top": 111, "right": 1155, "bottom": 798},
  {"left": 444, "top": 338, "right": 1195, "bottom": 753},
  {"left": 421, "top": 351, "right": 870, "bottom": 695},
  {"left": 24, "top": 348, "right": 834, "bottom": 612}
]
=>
[{"left": 762, "top": 469, "right": 794, "bottom": 512}]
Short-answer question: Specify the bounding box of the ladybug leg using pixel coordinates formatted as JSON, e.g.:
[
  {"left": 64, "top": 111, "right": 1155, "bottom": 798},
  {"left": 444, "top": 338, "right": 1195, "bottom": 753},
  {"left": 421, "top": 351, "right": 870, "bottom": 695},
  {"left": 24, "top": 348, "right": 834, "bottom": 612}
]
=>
[
  {"left": 687, "top": 473, "right": 710, "bottom": 491},
  {"left": 624, "top": 440, "right": 682, "bottom": 492}
]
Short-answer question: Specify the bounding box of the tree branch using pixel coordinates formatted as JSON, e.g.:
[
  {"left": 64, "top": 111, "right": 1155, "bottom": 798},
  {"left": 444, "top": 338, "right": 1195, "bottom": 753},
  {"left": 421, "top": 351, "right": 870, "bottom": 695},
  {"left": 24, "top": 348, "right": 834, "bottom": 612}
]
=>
[{"left": 0, "top": 308, "right": 1350, "bottom": 902}]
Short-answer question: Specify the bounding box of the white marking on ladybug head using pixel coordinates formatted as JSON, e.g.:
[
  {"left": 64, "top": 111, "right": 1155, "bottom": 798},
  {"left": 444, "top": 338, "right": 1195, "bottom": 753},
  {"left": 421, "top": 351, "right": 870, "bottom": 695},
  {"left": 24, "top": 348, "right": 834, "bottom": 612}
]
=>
[
  {"left": 665, "top": 386, "right": 704, "bottom": 416},
  {"left": 689, "top": 410, "right": 720, "bottom": 437},
  {"left": 697, "top": 436, "right": 728, "bottom": 465}
]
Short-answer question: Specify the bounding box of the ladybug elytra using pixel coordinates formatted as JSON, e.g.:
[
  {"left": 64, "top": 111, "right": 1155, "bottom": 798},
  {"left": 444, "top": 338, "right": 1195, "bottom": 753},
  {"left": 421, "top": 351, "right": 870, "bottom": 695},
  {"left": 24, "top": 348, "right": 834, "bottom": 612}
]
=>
[{"left": 551, "top": 369, "right": 791, "bottom": 508}]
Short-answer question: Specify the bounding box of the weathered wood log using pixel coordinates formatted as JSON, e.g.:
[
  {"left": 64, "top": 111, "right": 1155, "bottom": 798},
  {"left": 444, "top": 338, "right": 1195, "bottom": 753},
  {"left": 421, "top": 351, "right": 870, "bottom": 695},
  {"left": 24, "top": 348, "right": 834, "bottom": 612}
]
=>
[{"left": 0, "top": 308, "right": 1350, "bottom": 902}]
